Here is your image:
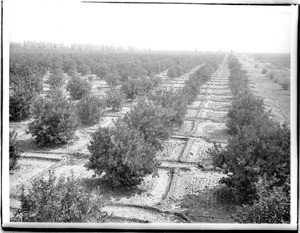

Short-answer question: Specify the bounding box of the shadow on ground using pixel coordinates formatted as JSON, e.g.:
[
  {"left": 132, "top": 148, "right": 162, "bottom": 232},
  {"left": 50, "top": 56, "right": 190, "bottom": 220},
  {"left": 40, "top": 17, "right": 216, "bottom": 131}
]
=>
[
  {"left": 180, "top": 185, "right": 236, "bottom": 223},
  {"left": 81, "top": 177, "right": 147, "bottom": 203}
]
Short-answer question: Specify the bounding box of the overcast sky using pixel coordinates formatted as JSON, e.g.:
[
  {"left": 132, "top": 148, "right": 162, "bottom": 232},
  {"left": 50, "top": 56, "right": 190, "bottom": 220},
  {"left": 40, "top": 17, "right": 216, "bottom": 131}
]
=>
[{"left": 6, "top": 0, "right": 292, "bottom": 53}]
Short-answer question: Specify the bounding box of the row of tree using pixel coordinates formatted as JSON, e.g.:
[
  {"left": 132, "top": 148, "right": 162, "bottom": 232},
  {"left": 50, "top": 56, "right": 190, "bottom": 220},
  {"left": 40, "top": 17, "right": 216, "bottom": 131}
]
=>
[
  {"left": 209, "top": 55, "right": 290, "bottom": 223},
  {"left": 11, "top": 55, "right": 223, "bottom": 222},
  {"left": 10, "top": 52, "right": 223, "bottom": 164},
  {"left": 10, "top": 46, "right": 218, "bottom": 122},
  {"left": 10, "top": 44, "right": 208, "bottom": 83},
  {"left": 86, "top": 57, "right": 223, "bottom": 187}
]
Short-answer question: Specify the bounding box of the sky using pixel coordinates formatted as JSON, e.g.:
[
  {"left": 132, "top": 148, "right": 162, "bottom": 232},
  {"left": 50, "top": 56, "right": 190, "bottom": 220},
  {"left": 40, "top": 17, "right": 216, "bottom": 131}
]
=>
[{"left": 6, "top": 0, "right": 293, "bottom": 53}]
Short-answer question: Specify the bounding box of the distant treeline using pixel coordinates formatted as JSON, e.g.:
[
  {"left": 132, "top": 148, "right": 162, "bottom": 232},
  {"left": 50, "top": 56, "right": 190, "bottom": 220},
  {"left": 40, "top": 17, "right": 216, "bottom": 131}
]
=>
[
  {"left": 246, "top": 53, "right": 290, "bottom": 68},
  {"left": 10, "top": 41, "right": 217, "bottom": 53},
  {"left": 11, "top": 41, "right": 138, "bottom": 52}
]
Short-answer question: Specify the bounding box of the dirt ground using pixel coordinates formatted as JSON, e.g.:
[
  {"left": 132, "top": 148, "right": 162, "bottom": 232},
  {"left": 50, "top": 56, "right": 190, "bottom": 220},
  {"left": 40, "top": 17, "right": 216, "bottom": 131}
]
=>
[{"left": 237, "top": 55, "right": 290, "bottom": 125}]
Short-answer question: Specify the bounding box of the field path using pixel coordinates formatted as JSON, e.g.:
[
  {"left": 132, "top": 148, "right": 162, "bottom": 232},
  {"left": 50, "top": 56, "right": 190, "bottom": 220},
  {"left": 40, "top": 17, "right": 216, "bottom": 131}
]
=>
[{"left": 237, "top": 55, "right": 290, "bottom": 125}]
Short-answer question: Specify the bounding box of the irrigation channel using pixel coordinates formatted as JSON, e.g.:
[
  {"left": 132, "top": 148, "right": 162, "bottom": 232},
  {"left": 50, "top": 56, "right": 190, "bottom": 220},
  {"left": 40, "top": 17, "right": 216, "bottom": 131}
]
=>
[{"left": 10, "top": 56, "right": 233, "bottom": 223}]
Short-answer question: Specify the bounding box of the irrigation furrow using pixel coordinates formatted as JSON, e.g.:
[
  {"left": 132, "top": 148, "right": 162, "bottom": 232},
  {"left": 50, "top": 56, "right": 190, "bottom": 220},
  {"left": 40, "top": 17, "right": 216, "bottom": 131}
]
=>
[
  {"left": 157, "top": 56, "right": 232, "bottom": 221},
  {"left": 102, "top": 205, "right": 184, "bottom": 223},
  {"left": 159, "top": 159, "right": 198, "bottom": 167},
  {"left": 172, "top": 134, "right": 227, "bottom": 144},
  {"left": 104, "top": 202, "right": 190, "bottom": 223},
  {"left": 20, "top": 154, "right": 62, "bottom": 162},
  {"left": 196, "top": 95, "right": 232, "bottom": 102}
]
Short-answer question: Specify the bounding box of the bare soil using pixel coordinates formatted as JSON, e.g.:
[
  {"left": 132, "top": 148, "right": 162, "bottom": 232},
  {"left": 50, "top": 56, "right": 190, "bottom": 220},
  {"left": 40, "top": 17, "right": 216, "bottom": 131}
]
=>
[
  {"left": 167, "top": 169, "right": 224, "bottom": 200},
  {"left": 179, "top": 138, "right": 225, "bottom": 164},
  {"left": 157, "top": 139, "right": 187, "bottom": 161},
  {"left": 237, "top": 55, "right": 290, "bottom": 125},
  {"left": 177, "top": 120, "right": 194, "bottom": 135},
  {"left": 193, "top": 121, "right": 227, "bottom": 142}
]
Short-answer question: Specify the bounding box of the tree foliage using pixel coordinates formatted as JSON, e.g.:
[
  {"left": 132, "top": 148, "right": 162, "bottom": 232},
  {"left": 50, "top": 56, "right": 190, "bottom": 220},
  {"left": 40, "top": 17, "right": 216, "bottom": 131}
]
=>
[
  {"left": 9, "top": 130, "right": 22, "bottom": 171},
  {"left": 105, "top": 87, "right": 124, "bottom": 111},
  {"left": 45, "top": 69, "right": 65, "bottom": 89},
  {"left": 86, "top": 56, "right": 221, "bottom": 187},
  {"left": 28, "top": 91, "right": 78, "bottom": 147},
  {"left": 94, "top": 63, "right": 110, "bottom": 79},
  {"left": 209, "top": 55, "right": 290, "bottom": 211},
  {"left": 77, "top": 63, "right": 91, "bottom": 76},
  {"left": 121, "top": 76, "right": 154, "bottom": 100},
  {"left": 66, "top": 75, "right": 92, "bottom": 100},
  {"left": 9, "top": 89, "right": 36, "bottom": 121},
  {"left": 181, "top": 63, "right": 216, "bottom": 103},
  {"left": 12, "top": 170, "right": 109, "bottom": 222},
  {"left": 167, "top": 65, "right": 182, "bottom": 78},
  {"left": 233, "top": 176, "right": 290, "bottom": 223},
  {"left": 104, "top": 72, "right": 121, "bottom": 86},
  {"left": 147, "top": 88, "right": 187, "bottom": 127},
  {"left": 226, "top": 90, "right": 266, "bottom": 136},
  {"left": 215, "top": 121, "right": 290, "bottom": 204},
  {"left": 64, "top": 59, "right": 77, "bottom": 76},
  {"left": 123, "top": 99, "right": 176, "bottom": 151},
  {"left": 86, "top": 121, "right": 159, "bottom": 187},
  {"left": 9, "top": 69, "right": 43, "bottom": 121},
  {"left": 76, "top": 94, "right": 104, "bottom": 125}
]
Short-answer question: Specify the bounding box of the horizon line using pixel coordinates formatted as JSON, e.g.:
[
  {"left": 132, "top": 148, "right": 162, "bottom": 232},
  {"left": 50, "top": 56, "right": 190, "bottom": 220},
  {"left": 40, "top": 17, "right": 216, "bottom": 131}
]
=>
[{"left": 10, "top": 40, "right": 291, "bottom": 54}]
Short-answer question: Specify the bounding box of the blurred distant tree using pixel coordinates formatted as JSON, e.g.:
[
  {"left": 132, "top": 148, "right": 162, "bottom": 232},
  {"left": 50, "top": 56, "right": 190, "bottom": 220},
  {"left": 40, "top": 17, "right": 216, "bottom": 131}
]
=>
[
  {"left": 104, "top": 72, "right": 121, "bottom": 86},
  {"left": 66, "top": 75, "right": 92, "bottom": 100},
  {"left": 46, "top": 69, "right": 65, "bottom": 89},
  {"left": 9, "top": 69, "right": 43, "bottom": 121},
  {"left": 105, "top": 87, "right": 124, "bottom": 111},
  {"left": 78, "top": 63, "right": 91, "bottom": 76},
  {"left": 94, "top": 63, "right": 110, "bottom": 79}
]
